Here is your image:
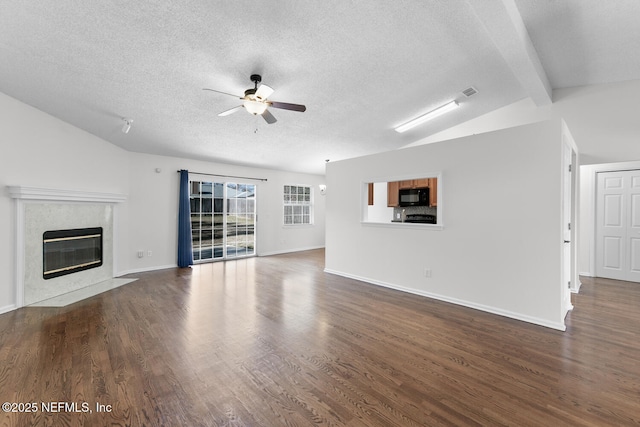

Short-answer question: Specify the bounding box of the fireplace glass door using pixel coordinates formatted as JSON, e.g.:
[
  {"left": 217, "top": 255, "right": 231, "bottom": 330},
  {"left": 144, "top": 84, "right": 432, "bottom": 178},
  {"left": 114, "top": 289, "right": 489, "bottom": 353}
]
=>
[{"left": 43, "top": 227, "right": 103, "bottom": 279}]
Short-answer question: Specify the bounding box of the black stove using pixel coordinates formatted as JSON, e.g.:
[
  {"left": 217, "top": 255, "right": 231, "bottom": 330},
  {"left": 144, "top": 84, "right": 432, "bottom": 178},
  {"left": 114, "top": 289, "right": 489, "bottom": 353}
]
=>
[{"left": 404, "top": 214, "right": 437, "bottom": 224}]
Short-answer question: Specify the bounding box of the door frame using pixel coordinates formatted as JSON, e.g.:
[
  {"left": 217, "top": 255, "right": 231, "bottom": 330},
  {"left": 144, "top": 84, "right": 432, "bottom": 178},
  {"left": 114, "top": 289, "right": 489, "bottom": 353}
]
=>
[
  {"left": 223, "top": 181, "right": 258, "bottom": 259},
  {"left": 561, "top": 140, "right": 576, "bottom": 314},
  {"left": 561, "top": 126, "right": 578, "bottom": 316},
  {"left": 580, "top": 160, "right": 640, "bottom": 280},
  {"left": 188, "top": 175, "right": 258, "bottom": 263}
]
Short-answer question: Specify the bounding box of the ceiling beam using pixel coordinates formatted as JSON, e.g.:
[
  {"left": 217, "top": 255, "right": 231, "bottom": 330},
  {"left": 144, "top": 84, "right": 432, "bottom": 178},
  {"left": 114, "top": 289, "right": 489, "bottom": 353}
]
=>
[{"left": 467, "top": 0, "right": 552, "bottom": 106}]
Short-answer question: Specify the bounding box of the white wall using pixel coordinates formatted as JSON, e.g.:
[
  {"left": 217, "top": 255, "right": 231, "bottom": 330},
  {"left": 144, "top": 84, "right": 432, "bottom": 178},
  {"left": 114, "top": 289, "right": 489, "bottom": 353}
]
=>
[
  {"left": 412, "top": 80, "right": 640, "bottom": 166},
  {"left": 366, "top": 182, "right": 393, "bottom": 222},
  {"left": 409, "top": 79, "right": 640, "bottom": 277},
  {"left": 0, "top": 92, "right": 130, "bottom": 313},
  {"left": 578, "top": 160, "right": 640, "bottom": 277},
  {"left": 0, "top": 92, "right": 326, "bottom": 313},
  {"left": 122, "top": 152, "right": 326, "bottom": 274},
  {"left": 325, "top": 120, "right": 566, "bottom": 330}
]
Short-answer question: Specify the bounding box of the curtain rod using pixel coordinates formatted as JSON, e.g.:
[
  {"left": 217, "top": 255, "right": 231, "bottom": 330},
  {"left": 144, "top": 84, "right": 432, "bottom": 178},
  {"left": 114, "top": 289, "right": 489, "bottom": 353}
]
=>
[{"left": 177, "top": 170, "right": 267, "bottom": 182}]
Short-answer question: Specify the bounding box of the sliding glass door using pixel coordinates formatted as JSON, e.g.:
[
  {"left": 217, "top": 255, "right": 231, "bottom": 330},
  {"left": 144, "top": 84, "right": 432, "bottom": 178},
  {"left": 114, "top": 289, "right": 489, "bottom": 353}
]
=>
[
  {"left": 190, "top": 180, "right": 256, "bottom": 262},
  {"left": 225, "top": 182, "right": 256, "bottom": 258}
]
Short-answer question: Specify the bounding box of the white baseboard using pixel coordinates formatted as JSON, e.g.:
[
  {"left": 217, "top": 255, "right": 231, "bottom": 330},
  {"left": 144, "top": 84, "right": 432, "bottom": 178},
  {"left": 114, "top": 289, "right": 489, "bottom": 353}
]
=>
[
  {"left": 579, "top": 271, "right": 593, "bottom": 277},
  {"left": 573, "top": 279, "right": 583, "bottom": 293},
  {"left": 259, "top": 245, "right": 325, "bottom": 257},
  {"left": 0, "top": 304, "right": 17, "bottom": 315},
  {"left": 323, "top": 268, "right": 566, "bottom": 332},
  {"left": 117, "top": 264, "right": 177, "bottom": 276},
  {"left": 117, "top": 247, "right": 326, "bottom": 276}
]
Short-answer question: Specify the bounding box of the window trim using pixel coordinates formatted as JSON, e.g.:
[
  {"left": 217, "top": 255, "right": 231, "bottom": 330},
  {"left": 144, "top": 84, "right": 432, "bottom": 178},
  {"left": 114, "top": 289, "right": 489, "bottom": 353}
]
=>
[{"left": 283, "top": 184, "right": 314, "bottom": 226}]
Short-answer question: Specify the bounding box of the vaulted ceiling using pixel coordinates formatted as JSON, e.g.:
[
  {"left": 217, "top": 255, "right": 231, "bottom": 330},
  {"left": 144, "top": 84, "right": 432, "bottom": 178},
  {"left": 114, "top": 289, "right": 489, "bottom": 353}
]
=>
[{"left": 1, "top": 1, "right": 639, "bottom": 175}]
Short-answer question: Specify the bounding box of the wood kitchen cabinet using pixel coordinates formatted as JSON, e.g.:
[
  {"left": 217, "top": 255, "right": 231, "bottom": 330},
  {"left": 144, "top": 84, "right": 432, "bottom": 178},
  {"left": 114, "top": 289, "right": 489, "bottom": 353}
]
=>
[
  {"left": 398, "top": 180, "right": 413, "bottom": 189},
  {"left": 387, "top": 181, "right": 399, "bottom": 207},
  {"left": 398, "top": 178, "right": 429, "bottom": 190},
  {"left": 398, "top": 179, "right": 429, "bottom": 189},
  {"left": 428, "top": 178, "right": 437, "bottom": 207},
  {"left": 387, "top": 178, "right": 437, "bottom": 207},
  {"left": 413, "top": 178, "right": 430, "bottom": 188}
]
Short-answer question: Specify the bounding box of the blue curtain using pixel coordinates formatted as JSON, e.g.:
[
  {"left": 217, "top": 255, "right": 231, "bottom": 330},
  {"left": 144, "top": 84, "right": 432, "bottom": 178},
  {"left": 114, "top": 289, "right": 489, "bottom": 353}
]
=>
[{"left": 177, "top": 169, "right": 193, "bottom": 267}]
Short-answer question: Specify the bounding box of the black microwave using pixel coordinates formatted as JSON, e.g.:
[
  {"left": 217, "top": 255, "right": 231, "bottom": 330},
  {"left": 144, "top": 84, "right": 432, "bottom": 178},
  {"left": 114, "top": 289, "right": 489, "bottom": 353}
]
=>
[{"left": 399, "top": 187, "right": 429, "bottom": 207}]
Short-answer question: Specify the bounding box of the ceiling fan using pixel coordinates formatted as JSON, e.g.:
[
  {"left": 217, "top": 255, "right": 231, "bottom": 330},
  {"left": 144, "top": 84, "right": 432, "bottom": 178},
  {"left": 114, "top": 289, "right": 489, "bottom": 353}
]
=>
[{"left": 203, "top": 74, "right": 306, "bottom": 124}]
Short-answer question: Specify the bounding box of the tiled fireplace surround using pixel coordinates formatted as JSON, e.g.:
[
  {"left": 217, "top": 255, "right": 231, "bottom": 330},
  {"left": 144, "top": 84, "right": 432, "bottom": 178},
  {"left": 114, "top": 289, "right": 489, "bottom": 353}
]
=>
[{"left": 8, "top": 186, "right": 127, "bottom": 307}]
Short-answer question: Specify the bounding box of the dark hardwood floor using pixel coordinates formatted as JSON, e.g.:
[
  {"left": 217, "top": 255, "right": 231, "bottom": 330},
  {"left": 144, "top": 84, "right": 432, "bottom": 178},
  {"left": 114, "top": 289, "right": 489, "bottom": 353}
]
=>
[{"left": 1, "top": 249, "right": 639, "bottom": 426}]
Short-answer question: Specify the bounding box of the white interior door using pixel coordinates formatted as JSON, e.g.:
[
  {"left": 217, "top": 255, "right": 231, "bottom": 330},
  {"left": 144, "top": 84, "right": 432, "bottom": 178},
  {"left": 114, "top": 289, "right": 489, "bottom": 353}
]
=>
[
  {"left": 596, "top": 170, "right": 640, "bottom": 282},
  {"left": 628, "top": 173, "right": 640, "bottom": 282}
]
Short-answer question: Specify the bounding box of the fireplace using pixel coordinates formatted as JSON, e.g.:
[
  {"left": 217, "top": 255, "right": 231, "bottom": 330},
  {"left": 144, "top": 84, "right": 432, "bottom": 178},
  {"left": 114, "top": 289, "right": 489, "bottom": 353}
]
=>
[
  {"left": 43, "top": 227, "right": 103, "bottom": 279},
  {"left": 8, "top": 186, "right": 127, "bottom": 308}
]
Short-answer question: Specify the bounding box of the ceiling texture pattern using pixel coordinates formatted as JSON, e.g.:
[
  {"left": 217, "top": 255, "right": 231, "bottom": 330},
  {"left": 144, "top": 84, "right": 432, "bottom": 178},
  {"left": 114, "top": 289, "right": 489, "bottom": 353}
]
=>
[{"left": 1, "top": 0, "right": 639, "bottom": 175}]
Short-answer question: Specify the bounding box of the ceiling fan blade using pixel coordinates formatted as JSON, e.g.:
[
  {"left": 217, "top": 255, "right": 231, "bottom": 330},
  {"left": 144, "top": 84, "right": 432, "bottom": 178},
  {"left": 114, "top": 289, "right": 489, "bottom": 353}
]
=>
[
  {"left": 268, "top": 101, "right": 306, "bottom": 112},
  {"left": 218, "top": 105, "right": 243, "bottom": 116},
  {"left": 255, "top": 84, "right": 274, "bottom": 101},
  {"left": 203, "top": 88, "right": 242, "bottom": 98},
  {"left": 262, "top": 109, "right": 277, "bottom": 124}
]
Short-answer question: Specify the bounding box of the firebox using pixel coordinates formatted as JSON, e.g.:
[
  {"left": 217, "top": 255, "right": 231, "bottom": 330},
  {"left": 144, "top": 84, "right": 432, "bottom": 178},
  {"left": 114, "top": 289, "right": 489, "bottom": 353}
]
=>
[{"left": 43, "top": 227, "right": 103, "bottom": 279}]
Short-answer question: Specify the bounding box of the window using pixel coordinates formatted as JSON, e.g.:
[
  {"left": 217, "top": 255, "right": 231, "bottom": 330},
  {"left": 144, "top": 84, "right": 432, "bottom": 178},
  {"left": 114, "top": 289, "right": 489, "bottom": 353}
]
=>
[{"left": 284, "top": 185, "right": 313, "bottom": 225}]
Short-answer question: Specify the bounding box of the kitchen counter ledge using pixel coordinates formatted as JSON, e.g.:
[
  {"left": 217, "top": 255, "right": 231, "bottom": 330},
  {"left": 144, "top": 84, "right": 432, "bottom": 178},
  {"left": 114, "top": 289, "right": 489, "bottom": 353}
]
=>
[{"left": 361, "top": 221, "right": 443, "bottom": 230}]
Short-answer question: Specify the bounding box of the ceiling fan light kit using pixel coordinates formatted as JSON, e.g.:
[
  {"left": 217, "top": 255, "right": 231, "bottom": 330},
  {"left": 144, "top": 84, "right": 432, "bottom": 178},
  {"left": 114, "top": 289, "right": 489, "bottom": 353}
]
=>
[
  {"left": 395, "top": 100, "right": 459, "bottom": 133},
  {"left": 243, "top": 100, "right": 268, "bottom": 115},
  {"left": 204, "top": 74, "right": 306, "bottom": 125}
]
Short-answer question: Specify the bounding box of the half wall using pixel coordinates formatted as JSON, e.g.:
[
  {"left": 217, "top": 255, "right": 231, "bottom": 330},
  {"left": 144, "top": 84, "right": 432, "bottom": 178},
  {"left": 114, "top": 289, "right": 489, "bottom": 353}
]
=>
[{"left": 325, "top": 120, "right": 567, "bottom": 330}]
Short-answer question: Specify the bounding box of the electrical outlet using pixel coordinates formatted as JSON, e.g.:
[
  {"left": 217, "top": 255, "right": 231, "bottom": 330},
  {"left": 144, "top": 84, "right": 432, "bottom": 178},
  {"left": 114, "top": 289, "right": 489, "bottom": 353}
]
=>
[
  {"left": 137, "top": 250, "right": 144, "bottom": 258},
  {"left": 147, "top": 250, "right": 152, "bottom": 257},
  {"left": 424, "top": 268, "right": 432, "bottom": 278}
]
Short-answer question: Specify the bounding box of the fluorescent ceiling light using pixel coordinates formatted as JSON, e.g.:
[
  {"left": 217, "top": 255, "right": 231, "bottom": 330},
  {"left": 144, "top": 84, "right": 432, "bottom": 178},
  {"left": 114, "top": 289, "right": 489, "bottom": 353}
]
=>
[{"left": 394, "top": 100, "right": 459, "bottom": 133}]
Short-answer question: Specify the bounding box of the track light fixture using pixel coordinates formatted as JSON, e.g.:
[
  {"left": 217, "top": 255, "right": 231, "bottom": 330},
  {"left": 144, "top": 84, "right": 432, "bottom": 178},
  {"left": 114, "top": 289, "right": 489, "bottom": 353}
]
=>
[{"left": 122, "top": 118, "right": 133, "bottom": 134}]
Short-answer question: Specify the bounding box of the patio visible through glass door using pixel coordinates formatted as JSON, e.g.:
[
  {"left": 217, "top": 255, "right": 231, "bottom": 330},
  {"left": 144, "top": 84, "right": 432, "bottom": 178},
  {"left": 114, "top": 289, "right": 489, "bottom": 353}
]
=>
[
  {"left": 190, "top": 180, "right": 256, "bottom": 262},
  {"left": 225, "top": 182, "right": 256, "bottom": 258}
]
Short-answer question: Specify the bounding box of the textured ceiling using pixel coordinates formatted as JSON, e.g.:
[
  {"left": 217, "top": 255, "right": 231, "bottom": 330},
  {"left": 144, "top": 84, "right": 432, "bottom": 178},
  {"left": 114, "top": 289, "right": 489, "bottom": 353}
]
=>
[{"left": 1, "top": 1, "right": 639, "bottom": 175}]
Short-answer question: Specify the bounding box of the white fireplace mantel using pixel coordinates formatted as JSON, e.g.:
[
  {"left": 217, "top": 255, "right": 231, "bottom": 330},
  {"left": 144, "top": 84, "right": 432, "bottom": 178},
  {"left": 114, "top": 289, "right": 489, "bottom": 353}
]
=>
[
  {"left": 7, "top": 186, "right": 127, "bottom": 310},
  {"left": 8, "top": 186, "right": 127, "bottom": 203}
]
